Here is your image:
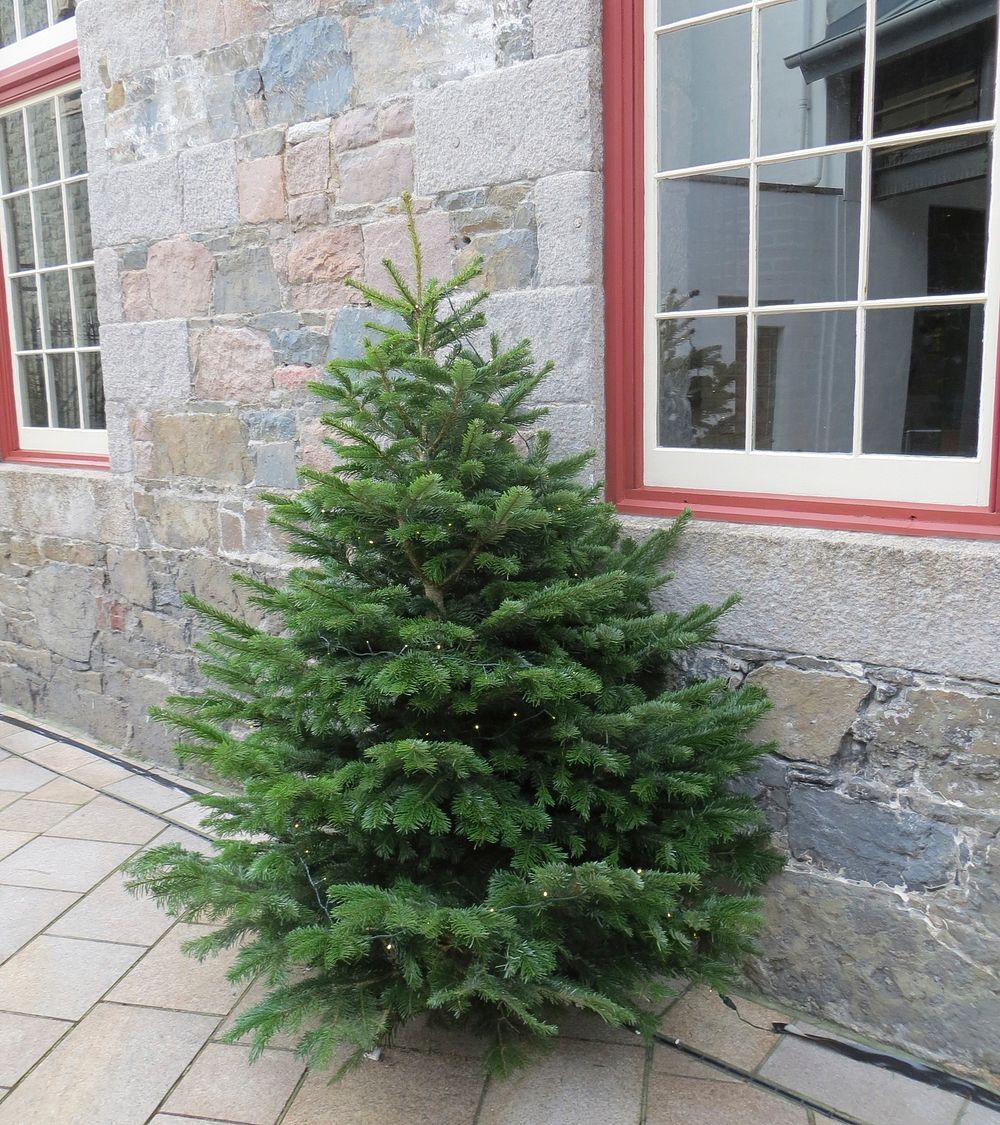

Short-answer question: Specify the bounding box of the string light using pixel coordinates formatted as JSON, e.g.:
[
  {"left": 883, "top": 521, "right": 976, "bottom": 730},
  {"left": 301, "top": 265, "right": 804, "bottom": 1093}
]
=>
[{"left": 542, "top": 891, "right": 548, "bottom": 897}]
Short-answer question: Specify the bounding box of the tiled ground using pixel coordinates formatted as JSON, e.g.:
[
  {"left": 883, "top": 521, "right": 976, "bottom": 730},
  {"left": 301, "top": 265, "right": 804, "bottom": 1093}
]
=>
[{"left": 0, "top": 712, "right": 997, "bottom": 1125}]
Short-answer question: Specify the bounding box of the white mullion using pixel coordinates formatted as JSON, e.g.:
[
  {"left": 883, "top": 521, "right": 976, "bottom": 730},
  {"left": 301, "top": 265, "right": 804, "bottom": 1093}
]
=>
[
  {"left": 653, "top": 0, "right": 789, "bottom": 36},
  {"left": 11, "top": 0, "right": 21, "bottom": 42},
  {"left": 656, "top": 293, "right": 990, "bottom": 321},
  {"left": 745, "top": 0, "right": 760, "bottom": 452},
  {"left": 850, "top": 0, "right": 878, "bottom": 458}
]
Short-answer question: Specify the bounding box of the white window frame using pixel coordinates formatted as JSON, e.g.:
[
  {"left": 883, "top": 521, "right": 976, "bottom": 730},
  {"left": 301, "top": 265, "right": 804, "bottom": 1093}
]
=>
[{"left": 644, "top": 0, "right": 1000, "bottom": 506}]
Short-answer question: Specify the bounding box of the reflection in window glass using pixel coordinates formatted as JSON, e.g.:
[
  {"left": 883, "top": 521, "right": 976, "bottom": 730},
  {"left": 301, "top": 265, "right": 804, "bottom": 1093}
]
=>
[
  {"left": 26, "top": 100, "right": 59, "bottom": 186},
  {"left": 658, "top": 314, "right": 747, "bottom": 450},
  {"left": 19, "top": 355, "right": 47, "bottom": 426},
  {"left": 21, "top": 0, "right": 47, "bottom": 37},
  {"left": 50, "top": 353, "right": 79, "bottom": 428},
  {"left": 0, "top": 113, "right": 27, "bottom": 193},
  {"left": 73, "top": 267, "right": 98, "bottom": 346},
  {"left": 12, "top": 277, "right": 40, "bottom": 349},
  {"left": 59, "top": 92, "right": 87, "bottom": 177},
  {"left": 42, "top": 271, "right": 73, "bottom": 348},
  {"left": 761, "top": 0, "right": 859, "bottom": 156},
  {"left": 658, "top": 13, "right": 751, "bottom": 171},
  {"left": 658, "top": 172, "right": 749, "bottom": 312},
  {"left": 657, "top": 0, "right": 728, "bottom": 24},
  {"left": 759, "top": 152, "right": 862, "bottom": 304},
  {"left": 864, "top": 304, "right": 984, "bottom": 457},
  {"left": 33, "top": 185, "right": 66, "bottom": 266},
  {"left": 81, "top": 352, "right": 104, "bottom": 428},
  {"left": 6, "top": 194, "right": 35, "bottom": 270},
  {"left": 66, "top": 179, "right": 92, "bottom": 260},
  {"left": 755, "top": 310, "right": 856, "bottom": 453},
  {"left": 868, "top": 138, "right": 989, "bottom": 299},
  {"left": 0, "top": 0, "right": 15, "bottom": 47}
]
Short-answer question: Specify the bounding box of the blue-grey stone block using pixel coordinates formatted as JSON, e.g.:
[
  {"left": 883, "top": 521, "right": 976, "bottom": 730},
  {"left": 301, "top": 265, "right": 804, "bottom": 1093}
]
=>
[
  {"left": 253, "top": 442, "right": 299, "bottom": 490},
  {"left": 271, "top": 328, "right": 329, "bottom": 367},
  {"left": 327, "top": 307, "right": 405, "bottom": 363},
  {"left": 214, "top": 246, "right": 281, "bottom": 315},
  {"left": 256, "top": 17, "right": 353, "bottom": 124},
  {"left": 242, "top": 410, "right": 298, "bottom": 442}
]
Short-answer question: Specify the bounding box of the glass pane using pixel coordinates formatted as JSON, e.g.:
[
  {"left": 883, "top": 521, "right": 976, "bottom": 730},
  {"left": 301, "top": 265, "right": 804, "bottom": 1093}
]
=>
[
  {"left": 19, "top": 0, "right": 48, "bottom": 36},
  {"left": 59, "top": 91, "right": 87, "bottom": 177},
  {"left": 19, "top": 355, "right": 47, "bottom": 426},
  {"left": 0, "top": 111, "right": 28, "bottom": 193},
  {"left": 658, "top": 13, "right": 751, "bottom": 171},
  {"left": 49, "top": 353, "right": 80, "bottom": 428},
  {"left": 54, "top": 0, "right": 74, "bottom": 21},
  {"left": 754, "top": 310, "right": 856, "bottom": 452},
  {"left": 72, "top": 266, "right": 98, "bottom": 346},
  {"left": 658, "top": 171, "right": 749, "bottom": 312},
  {"left": 81, "top": 352, "right": 104, "bottom": 428},
  {"left": 42, "top": 269, "right": 73, "bottom": 348},
  {"left": 25, "top": 99, "right": 59, "bottom": 186},
  {"left": 657, "top": 313, "right": 746, "bottom": 449},
  {"left": 0, "top": 0, "right": 15, "bottom": 47},
  {"left": 33, "top": 186, "right": 66, "bottom": 266},
  {"left": 761, "top": 0, "right": 861, "bottom": 157},
  {"left": 66, "top": 180, "right": 92, "bottom": 261},
  {"left": 868, "top": 138, "right": 989, "bottom": 300},
  {"left": 657, "top": 0, "right": 730, "bottom": 23},
  {"left": 12, "top": 276, "right": 41, "bottom": 349},
  {"left": 863, "top": 304, "right": 984, "bottom": 457},
  {"left": 875, "top": 15, "right": 994, "bottom": 138},
  {"left": 5, "top": 194, "right": 35, "bottom": 270},
  {"left": 758, "top": 152, "right": 862, "bottom": 303}
]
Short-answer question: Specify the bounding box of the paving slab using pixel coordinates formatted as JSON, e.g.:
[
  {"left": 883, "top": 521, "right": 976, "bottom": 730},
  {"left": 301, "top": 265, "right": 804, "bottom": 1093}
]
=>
[
  {"left": 0, "top": 798, "right": 77, "bottom": 833},
  {"left": 45, "top": 794, "right": 165, "bottom": 844},
  {"left": 283, "top": 1048, "right": 485, "bottom": 1125},
  {"left": 161, "top": 1042, "right": 306, "bottom": 1124},
  {"left": 760, "top": 1034, "right": 966, "bottom": 1125},
  {"left": 0, "top": 1011, "right": 73, "bottom": 1085},
  {"left": 0, "top": 1002, "right": 217, "bottom": 1125},
  {"left": 659, "top": 986, "right": 786, "bottom": 1071},
  {"left": 961, "top": 1104, "right": 1000, "bottom": 1124},
  {"left": 0, "top": 829, "right": 33, "bottom": 860},
  {"left": 0, "top": 835, "right": 137, "bottom": 891},
  {"left": 0, "top": 791, "right": 21, "bottom": 810},
  {"left": 46, "top": 870, "right": 175, "bottom": 946},
  {"left": 107, "top": 922, "right": 244, "bottom": 1014},
  {"left": 0, "top": 934, "right": 145, "bottom": 1019},
  {"left": 477, "top": 1038, "right": 645, "bottom": 1125},
  {"left": 103, "top": 773, "right": 192, "bottom": 813},
  {"left": 0, "top": 757, "right": 56, "bottom": 793},
  {"left": 24, "top": 742, "right": 102, "bottom": 772},
  {"left": 67, "top": 757, "right": 133, "bottom": 787},
  {"left": 0, "top": 729, "right": 54, "bottom": 754},
  {"left": 0, "top": 884, "right": 80, "bottom": 961},
  {"left": 30, "top": 776, "right": 97, "bottom": 805}
]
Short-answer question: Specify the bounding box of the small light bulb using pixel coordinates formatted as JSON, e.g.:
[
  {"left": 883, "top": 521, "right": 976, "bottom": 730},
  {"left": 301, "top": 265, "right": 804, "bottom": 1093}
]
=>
[
  {"left": 386, "top": 943, "right": 393, "bottom": 951},
  {"left": 542, "top": 891, "right": 548, "bottom": 898},
  {"left": 474, "top": 724, "right": 480, "bottom": 731},
  {"left": 513, "top": 712, "right": 519, "bottom": 718},
  {"left": 489, "top": 907, "right": 495, "bottom": 913},
  {"left": 436, "top": 644, "right": 442, "bottom": 650},
  {"left": 637, "top": 868, "right": 643, "bottom": 874}
]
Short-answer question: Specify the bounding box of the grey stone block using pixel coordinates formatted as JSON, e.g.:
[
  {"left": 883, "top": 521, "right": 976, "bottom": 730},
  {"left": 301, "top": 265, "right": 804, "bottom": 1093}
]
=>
[
  {"left": 415, "top": 50, "right": 599, "bottom": 193},
  {"left": 787, "top": 785, "right": 956, "bottom": 890},
  {"left": 214, "top": 246, "right": 281, "bottom": 315},
  {"left": 180, "top": 141, "right": 240, "bottom": 232},
  {"left": 482, "top": 286, "right": 602, "bottom": 404},
  {"left": 255, "top": 17, "right": 353, "bottom": 123},
  {"left": 242, "top": 410, "right": 298, "bottom": 442},
  {"left": 270, "top": 328, "right": 328, "bottom": 367},
  {"left": 92, "top": 248, "right": 123, "bottom": 325},
  {"left": 327, "top": 307, "right": 404, "bottom": 363},
  {"left": 77, "top": 0, "right": 168, "bottom": 84},
  {"left": 99, "top": 321, "right": 191, "bottom": 405},
  {"left": 26, "top": 565, "right": 99, "bottom": 664},
  {"left": 89, "top": 156, "right": 182, "bottom": 246},
  {"left": 533, "top": 0, "right": 601, "bottom": 56},
  {"left": 535, "top": 171, "right": 603, "bottom": 287},
  {"left": 253, "top": 442, "right": 299, "bottom": 489}
]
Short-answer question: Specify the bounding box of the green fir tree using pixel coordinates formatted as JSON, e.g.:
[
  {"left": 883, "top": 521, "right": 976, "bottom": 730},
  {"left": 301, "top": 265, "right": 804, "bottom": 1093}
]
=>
[{"left": 127, "top": 195, "right": 783, "bottom": 1079}]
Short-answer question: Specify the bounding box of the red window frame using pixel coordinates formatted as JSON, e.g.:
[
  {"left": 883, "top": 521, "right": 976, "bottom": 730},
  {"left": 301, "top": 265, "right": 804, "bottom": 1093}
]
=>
[
  {"left": 0, "top": 36, "right": 107, "bottom": 470},
  {"left": 602, "top": 0, "right": 1000, "bottom": 540}
]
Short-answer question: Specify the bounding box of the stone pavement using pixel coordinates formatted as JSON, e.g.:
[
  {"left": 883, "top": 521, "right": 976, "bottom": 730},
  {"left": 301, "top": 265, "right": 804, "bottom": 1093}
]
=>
[{"left": 0, "top": 712, "right": 997, "bottom": 1125}]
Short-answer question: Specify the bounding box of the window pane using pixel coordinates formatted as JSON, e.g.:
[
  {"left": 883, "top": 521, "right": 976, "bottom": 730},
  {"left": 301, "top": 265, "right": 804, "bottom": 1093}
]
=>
[
  {"left": 0, "top": 0, "right": 15, "bottom": 47},
  {"left": 33, "top": 186, "right": 66, "bottom": 266},
  {"left": 42, "top": 270, "right": 73, "bottom": 348},
  {"left": 0, "top": 112, "right": 28, "bottom": 193},
  {"left": 759, "top": 152, "right": 862, "bottom": 304},
  {"left": 868, "top": 137, "right": 989, "bottom": 300},
  {"left": 19, "top": 355, "right": 47, "bottom": 426},
  {"left": 657, "top": 0, "right": 729, "bottom": 23},
  {"left": 754, "top": 310, "right": 856, "bottom": 453},
  {"left": 5, "top": 194, "right": 35, "bottom": 270},
  {"left": 658, "top": 13, "right": 751, "bottom": 170},
  {"left": 59, "top": 91, "right": 87, "bottom": 177},
  {"left": 19, "top": 0, "right": 47, "bottom": 36},
  {"left": 66, "top": 180, "right": 92, "bottom": 261},
  {"left": 54, "top": 0, "right": 74, "bottom": 21},
  {"left": 874, "top": 18, "right": 994, "bottom": 138},
  {"left": 761, "top": 0, "right": 860, "bottom": 157},
  {"left": 863, "top": 304, "right": 984, "bottom": 457},
  {"left": 81, "top": 352, "right": 104, "bottom": 428},
  {"left": 658, "top": 313, "right": 747, "bottom": 449},
  {"left": 72, "top": 267, "right": 98, "bottom": 346},
  {"left": 25, "top": 99, "right": 59, "bottom": 186},
  {"left": 49, "top": 353, "right": 80, "bottom": 428},
  {"left": 658, "top": 171, "right": 749, "bottom": 311},
  {"left": 12, "top": 276, "right": 41, "bottom": 349}
]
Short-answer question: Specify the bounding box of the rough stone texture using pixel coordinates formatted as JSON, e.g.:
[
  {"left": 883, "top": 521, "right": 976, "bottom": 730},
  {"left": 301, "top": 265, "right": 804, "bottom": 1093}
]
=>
[
  {"left": 194, "top": 327, "right": 274, "bottom": 402},
  {"left": 255, "top": 17, "right": 353, "bottom": 122},
  {"left": 284, "top": 134, "right": 330, "bottom": 197},
  {"left": 89, "top": 156, "right": 182, "bottom": 246},
  {"left": 180, "top": 143, "right": 240, "bottom": 233},
  {"left": 337, "top": 140, "right": 414, "bottom": 205},
  {"left": 746, "top": 665, "right": 870, "bottom": 763},
  {"left": 415, "top": 51, "right": 599, "bottom": 193},
  {"left": 100, "top": 322, "right": 191, "bottom": 405},
  {"left": 363, "top": 210, "right": 453, "bottom": 292},
  {"left": 533, "top": 0, "right": 601, "bottom": 56},
  {"left": 535, "top": 171, "right": 603, "bottom": 286},
  {"left": 150, "top": 415, "right": 251, "bottom": 485},
  {"left": 145, "top": 239, "right": 214, "bottom": 319},
  {"left": 237, "top": 156, "right": 286, "bottom": 223},
  {"left": 286, "top": 226, "right": 363, "bottom": 311}
]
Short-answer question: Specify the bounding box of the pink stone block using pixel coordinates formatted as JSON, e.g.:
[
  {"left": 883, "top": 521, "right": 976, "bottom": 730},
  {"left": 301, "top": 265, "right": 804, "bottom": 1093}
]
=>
[
  {"left": 333, "top": 105, "right": 379, "bottom": 152},
  {"left": 364, "top": 209, "right": 454, "bottom": 292},
  {"left": 285, "top": 135, "right": 330, "bottom": 197},
  {"left": 121, "top": 271, "right": 153, "bottom": 321},
  {"left": 273, "top": 364, "right": 314, "bottom": 388},
  {"left": 287, "top": 225, "right": 364, "bottom": 312},
  {"left": 237, "top": 156, "right": 286, "bottom": 224},
  {"left": 337, "top": 140, "right": 414, "bottom": 205},
  {"left": 194, "top": 326, "right": 275, "bottom": 402},
  {"left": 146, "top": 238, "right": 214, "bottom": 319}
]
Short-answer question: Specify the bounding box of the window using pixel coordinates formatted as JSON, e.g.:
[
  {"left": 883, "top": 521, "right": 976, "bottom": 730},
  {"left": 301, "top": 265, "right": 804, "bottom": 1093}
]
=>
[
  {"left": 0, "top": 6, "right": 105, "bottom": 467},
  {"left": 604, "top": 0, "right": 1000, "bottom": 536}
]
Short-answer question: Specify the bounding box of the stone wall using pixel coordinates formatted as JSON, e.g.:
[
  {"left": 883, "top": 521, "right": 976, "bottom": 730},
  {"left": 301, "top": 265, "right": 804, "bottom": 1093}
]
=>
[{"left": 0, "top": 0, "right": 997, "bottom": 1087}]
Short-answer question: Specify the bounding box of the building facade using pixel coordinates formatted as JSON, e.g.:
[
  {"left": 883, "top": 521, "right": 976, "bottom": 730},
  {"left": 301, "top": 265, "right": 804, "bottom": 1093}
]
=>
[{"left": 0, "top": 0, "right": 998, "bottom": 1085}]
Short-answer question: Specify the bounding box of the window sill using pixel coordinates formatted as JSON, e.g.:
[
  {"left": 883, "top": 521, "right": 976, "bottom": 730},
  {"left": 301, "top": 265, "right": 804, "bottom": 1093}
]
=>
[
  {"left": 611, "top": 484, "right": 1000, "bottom": 541},
  {"left": 0, "top": 449, "right": 109, "bottom": 471}
]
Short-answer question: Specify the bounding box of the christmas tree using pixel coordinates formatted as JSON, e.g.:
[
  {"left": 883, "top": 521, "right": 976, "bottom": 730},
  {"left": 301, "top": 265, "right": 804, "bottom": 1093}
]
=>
[{"left": 127, "top": 195, "right": 782, "bottom": 1078}]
